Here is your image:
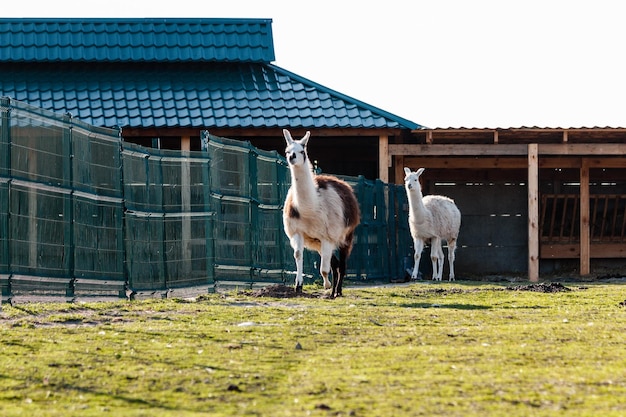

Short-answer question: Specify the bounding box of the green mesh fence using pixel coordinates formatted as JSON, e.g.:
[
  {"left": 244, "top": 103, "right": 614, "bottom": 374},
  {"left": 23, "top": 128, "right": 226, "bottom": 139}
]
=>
[
  {"left": 0, "top": 98, "right": 125, "bottom": 301},
  {"left": 0, "top": 98, "right": 412, "bottom": 302},
  {"left": 0, "top": 178, "right": 9, "bottom": 300},
  {"left": 122, "top": 144, "right": 214, "bottom": 294},
  {"left": 208, "top": 135, "right": 286, "bottom": 287}
]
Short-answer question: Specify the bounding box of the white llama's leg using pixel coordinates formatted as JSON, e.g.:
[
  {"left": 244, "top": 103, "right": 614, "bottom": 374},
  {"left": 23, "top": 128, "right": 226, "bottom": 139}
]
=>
[
  {"left": 290, "top": 234, "right": 305, "bottom": 292},
  {"left": 448, "top": 239, "right": 457, "bottom": 281},
  {"left": 319, "top": 240, "right": 334, "bottom": 290},
  {"left": 411, "top": 238, "right": 424, "bottom": 280},
  {"left": 430, "top": 237, "right": 442, "bottom": 281},
  {"left": 437, "top": 245, "right": 444, "bottom": 281}
]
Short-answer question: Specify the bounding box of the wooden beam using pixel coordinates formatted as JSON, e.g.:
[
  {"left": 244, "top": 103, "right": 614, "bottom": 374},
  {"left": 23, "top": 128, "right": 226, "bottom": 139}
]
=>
[
  {"left": 587, "top": 158, "right": 626, "bottom": 169},
  {"left": 403, "top": 157, "right": 528, "bottom": 169},
  {"left": 389, "top": 144, "right": 529, "bottom": 156},
  {"left": 403, "top": 157, "right": 626, "bottom": 170},
  {"left": 540, "top": 143, "right": 626, "bottom": 155},
  {"left": 580, "top": 159, "right": 590, "bottom": 275},
  {"left": 528, "top": 144, "right": 539, "bottom": 282},
  {"left": 541, "top": 243, "right": 626, "bottom": 259},
  {"left": 390, "top": 143, "right": 626, "bottom": 158},
  {"left": 378, "top": 135, "right": 389, "bottom": 182}
]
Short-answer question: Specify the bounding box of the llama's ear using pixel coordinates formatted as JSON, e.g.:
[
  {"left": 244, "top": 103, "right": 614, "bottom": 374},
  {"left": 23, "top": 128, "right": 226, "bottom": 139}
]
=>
[
  {"left": 416, "top": 168, "right": 425, "bottom": 177},
  {"left": 301, "top": 131, "right": 310, "bottom": 146},
  {"left": 283, "top": 129, "right": 293, "bottom": 145},
  {"left": 403, "top": 167, "right": 411, "bottom": 177}
]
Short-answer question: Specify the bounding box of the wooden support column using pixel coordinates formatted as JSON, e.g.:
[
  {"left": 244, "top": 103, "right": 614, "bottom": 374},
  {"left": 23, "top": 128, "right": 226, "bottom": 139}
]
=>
[
  {"left": 394, "top": 156, "right": 405, "bottom": 185},
  {"left": 528, "top": 143, "right": 539, "bottom": 282},
  {"left": 580, "top": 159, "right": 590, "bottom": 275},
  {"left": 181, "top": 136, "right": 191, "bottom": 151},
  {"left": 378, "top": 135, "right": 389, "bottom": 182}
]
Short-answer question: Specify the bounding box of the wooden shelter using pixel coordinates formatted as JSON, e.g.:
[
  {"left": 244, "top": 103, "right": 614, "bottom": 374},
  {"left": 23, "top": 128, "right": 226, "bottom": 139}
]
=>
[{"left": 382, "top": 127, "right": 626, "bottom": 281}]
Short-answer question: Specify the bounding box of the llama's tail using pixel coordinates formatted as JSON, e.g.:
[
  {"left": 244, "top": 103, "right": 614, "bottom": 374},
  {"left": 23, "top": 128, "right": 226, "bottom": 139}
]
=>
[{"left": 343, "top": 230, "right": 356, "bottom": 257}]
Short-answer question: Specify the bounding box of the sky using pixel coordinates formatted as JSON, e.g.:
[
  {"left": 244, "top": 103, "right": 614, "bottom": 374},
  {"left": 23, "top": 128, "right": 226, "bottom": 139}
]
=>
[{"left": 5, "top": 0, "right": 626, "bottom": 129}]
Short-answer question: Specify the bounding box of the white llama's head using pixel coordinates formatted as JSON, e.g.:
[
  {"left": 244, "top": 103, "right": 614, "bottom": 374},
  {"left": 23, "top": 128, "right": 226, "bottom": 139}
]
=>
[
  {"left": 404, "top": 167, "right": 425, "bottom": 191},
  {"left": 283, "top": 129, "right": 311, "bottom": 167}
]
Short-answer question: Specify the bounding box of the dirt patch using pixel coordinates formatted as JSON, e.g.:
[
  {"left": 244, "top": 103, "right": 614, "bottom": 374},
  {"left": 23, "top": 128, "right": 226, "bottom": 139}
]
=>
[
  {"left": 506, "top": 282, "right": 571, "bottom": 293},
  {"left": 411, "top": 287, "right": 483, "bottom": 296},
  {"left": 242, "top": 284, "right": 323, "bottom": 299}
]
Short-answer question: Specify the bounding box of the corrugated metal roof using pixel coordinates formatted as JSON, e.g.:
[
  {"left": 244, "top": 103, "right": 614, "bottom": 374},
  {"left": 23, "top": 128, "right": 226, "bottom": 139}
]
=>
[
  {"left": 0, "top": 18, "right": 421, "bottom": 130},
  {"left": 0, "top": 18, "right": 275, "bottom": 63}
]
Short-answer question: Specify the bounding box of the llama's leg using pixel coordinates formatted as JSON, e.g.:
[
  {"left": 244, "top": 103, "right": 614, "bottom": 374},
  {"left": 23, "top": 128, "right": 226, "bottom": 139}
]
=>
[
  {"left": 331, "top": 246, "right": 349, "bottom": 298},
  {"left": 437, "top": 243, "right": 444, "bottom": 281},
  {"left": 448, "top": 238, "right": 457, "bottom": 281},
  {"left": 430, "top": 241, "right": 443, "bottom": 281},
  {"left": 411, "top": 238, "right": 424, "bottom": 280},
  {"left": 290, "top": 234, "right": 305, "bottom": 293},
  {"left": 330, "top": 253, "right": 340, "bottom": 298},
  {"left": 430, "top": 237, "right": 442, "bottom": 281},
  {"left": 319, "top": 240, "right": 334, "bottom": 290}
]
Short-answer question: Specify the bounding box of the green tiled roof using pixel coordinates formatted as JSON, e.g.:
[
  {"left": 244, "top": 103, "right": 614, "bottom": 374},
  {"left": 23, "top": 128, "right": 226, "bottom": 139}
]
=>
[
  {"left": 0, "top": 18, "right": 275, "bottom": 62},
  {"left": 0, "top": 18, "right": 421, "bottom": 130}
]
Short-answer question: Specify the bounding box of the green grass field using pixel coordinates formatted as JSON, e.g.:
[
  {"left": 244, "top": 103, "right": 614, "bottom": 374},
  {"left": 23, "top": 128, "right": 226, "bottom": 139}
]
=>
[{"left": 1, "top": 280, "right": 626, "bottom": 416}]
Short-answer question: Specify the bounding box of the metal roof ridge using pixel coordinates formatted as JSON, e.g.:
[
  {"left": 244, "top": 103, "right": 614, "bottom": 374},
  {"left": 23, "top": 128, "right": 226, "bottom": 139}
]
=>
[{"left": 267, "top": 64, "right": 422, "bottom": 130}]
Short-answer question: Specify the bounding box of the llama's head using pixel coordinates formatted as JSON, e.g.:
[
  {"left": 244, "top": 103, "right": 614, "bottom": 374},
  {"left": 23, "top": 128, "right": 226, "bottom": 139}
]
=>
[
  {"left": 283, "top": 129, "right": 311, "bottom": 167},
  {"left": 404, "top": 167, "right": 425, "bottom": 192}
]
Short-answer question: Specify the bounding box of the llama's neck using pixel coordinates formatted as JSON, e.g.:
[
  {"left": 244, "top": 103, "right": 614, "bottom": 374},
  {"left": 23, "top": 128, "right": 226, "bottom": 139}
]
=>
[
  {"left": 407, "top": 188, "right": 430, "bottom": 223},
  {"left": 289, "top": 162, "right": 319, "bottom": 209}
]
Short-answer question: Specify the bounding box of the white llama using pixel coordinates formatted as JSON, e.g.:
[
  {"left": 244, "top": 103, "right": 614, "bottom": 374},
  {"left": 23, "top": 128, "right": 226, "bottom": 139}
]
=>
[
  {"left": 404, "top": 167, "right": 461, "bottom": 281},
  {"left": 282, "top": 129, "right": 361, "bottom": 297}
]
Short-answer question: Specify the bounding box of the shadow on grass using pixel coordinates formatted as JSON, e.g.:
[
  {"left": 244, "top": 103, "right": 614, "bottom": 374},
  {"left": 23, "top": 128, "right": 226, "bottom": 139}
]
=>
[{"left": 398, "top": 302, "right": 491, "bottom": 310}]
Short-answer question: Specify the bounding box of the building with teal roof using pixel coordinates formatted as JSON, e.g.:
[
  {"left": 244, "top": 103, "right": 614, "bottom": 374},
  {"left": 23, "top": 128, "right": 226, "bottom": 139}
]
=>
[{"left": 0, "top": 18, "right": 422, "bottom": 180}]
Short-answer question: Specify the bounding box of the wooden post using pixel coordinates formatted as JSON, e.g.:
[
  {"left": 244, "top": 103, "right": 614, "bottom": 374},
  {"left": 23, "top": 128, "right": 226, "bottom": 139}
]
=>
[
  {"left": 378, "top": 135, "right": 389, "bottom": 182},
  {"left": 394, "top": 156, "right": 405, "bottom": 185},
  {"left": 181, "top": 136, "right": 191, "bottom": 152},
  {"left": 528, "top": 143, "right": 539, "bottom": 282},
  {"left": 580, "top": 159, "right": 590, "bottom": 275}
]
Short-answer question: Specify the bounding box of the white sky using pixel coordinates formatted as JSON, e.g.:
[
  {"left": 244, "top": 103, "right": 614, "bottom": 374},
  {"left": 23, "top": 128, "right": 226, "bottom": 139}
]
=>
[{"left": 5, "top": 0, "right": 626, "bottom": 128}]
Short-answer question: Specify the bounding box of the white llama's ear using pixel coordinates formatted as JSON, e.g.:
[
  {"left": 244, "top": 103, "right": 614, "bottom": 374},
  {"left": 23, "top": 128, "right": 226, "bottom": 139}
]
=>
[
  {"left": 403, "top": 167, "right": 411, "bottom": 177},
  {"left": 283, "top": 129, "right": 294, "bottom": 145},
  {"left": 416, "top": 168, "right": 425, "bottom": 177},
  {"left": 301, "top": 131, "right": 310, "bottom": 146}
]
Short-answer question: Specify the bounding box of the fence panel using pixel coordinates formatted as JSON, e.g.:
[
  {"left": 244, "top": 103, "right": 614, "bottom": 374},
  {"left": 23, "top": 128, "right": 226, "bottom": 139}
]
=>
[
  {"left": 0, "top": 98, "right": 9, "bottom": 177},
  {"left": 122, "top": 145, "right": 215, "bottom": 294},
  {"left": 0, "top": 178, "right": 8, "bottom": 275},
  {"left": 72, "top": 191, "right": 125, "bottom": 298},
  {"left": 388, "top": 184, "right": 413, "bottom": 278},
  {"left": 9, "top": 101, "right": 71, "bottom": 187},
  {"left": 9, "top": 181, "right": 73, "bottom": 299},
  {"left": 208, "top": 134, "right": 286, "bottom": 287},
  {"left": 72, "top": 121, "right": 122, "bottom": 197}
]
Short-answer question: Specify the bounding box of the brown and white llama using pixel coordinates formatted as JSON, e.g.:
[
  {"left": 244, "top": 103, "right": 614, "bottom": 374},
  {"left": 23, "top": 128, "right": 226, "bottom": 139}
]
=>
[
  {"left": 282, "top": 129, "right": 360, "bottom": 297},
  {"left": 404, "top": 167, "right": 461, "bottom": 281}
]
